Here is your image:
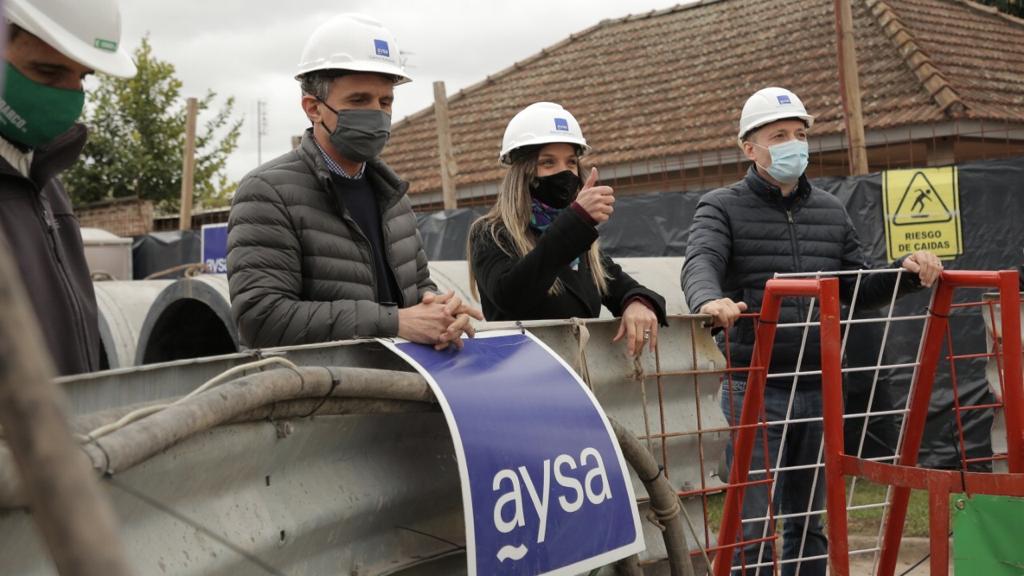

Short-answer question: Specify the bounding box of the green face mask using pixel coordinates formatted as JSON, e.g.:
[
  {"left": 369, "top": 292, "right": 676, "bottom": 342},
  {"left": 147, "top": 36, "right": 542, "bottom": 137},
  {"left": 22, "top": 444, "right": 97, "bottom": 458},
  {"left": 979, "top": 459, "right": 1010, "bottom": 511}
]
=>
[{"left": 0, "top": 62, "right": 85, "bottom": 149}]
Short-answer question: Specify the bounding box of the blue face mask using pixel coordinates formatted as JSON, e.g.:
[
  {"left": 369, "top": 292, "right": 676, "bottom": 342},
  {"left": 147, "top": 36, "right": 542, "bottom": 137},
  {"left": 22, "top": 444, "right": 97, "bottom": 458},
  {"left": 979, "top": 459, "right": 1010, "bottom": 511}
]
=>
[{"left": 754, "top": 139, "right": 809, "bottom": 184}]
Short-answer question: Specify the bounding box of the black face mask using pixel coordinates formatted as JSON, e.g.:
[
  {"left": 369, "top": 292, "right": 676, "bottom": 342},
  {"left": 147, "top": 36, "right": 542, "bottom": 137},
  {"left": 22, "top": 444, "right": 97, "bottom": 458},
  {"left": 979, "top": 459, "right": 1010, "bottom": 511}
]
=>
[{"left": 529, "top": 170, "right": 581, "bottom": 209}]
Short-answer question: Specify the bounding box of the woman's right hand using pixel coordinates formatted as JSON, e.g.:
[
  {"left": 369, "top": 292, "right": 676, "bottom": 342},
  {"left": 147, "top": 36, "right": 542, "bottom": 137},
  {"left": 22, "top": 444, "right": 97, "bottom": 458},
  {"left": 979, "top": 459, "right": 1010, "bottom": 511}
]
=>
[{"left": 575, "top": 167, "right": 615, "bottom": 224}]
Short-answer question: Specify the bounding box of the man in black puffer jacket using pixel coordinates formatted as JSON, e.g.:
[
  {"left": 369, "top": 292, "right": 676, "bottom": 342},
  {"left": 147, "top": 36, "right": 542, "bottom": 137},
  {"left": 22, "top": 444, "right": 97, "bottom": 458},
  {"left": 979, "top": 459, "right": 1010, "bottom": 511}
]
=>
[
  {"left": 228, "top": 14, "right": 480, "bottom": 349},
  {"left": 681, "top": 87, "right": 942, "bottom": 576}
]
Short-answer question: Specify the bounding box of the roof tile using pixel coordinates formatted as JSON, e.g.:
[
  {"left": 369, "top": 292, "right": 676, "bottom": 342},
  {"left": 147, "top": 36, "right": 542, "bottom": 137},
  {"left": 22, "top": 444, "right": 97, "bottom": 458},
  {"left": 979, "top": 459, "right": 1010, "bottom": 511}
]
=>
[{"left": 383, "top": 0, "right": 1024, "bottom": 195}]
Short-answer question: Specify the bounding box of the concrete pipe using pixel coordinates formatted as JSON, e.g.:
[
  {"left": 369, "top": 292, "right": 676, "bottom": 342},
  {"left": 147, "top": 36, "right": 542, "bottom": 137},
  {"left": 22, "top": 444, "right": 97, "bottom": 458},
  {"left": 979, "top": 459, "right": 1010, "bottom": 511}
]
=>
[
  {"left": 134, "top": 274, "right": 238, "bottom": 365},
  {"left": 93, "top": 280, "right": 173, "bottom": 370}
]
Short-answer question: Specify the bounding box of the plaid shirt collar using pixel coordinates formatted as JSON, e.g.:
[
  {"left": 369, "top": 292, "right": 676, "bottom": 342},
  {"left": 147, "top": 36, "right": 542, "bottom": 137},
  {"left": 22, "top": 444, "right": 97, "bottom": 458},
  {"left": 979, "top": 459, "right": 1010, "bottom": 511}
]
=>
[{"left": 314, "top": 139, "right": 365, "bottom": 179}]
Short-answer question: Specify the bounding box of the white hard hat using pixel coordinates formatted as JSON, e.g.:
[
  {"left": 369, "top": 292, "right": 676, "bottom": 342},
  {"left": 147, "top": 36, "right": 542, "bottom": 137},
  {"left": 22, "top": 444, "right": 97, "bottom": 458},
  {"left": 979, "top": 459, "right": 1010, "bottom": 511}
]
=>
[
  {"left": 5, "top": 0, "right": 136, "bottom": 78},
  {"left": 737, "top": 87, "right": 814, "bottom": 145},
  {"left": 296, "top": 13, "right": 410, "bottom": 84},
  {"left": 499, "top": 102, "right": 590, "bottom": 165}
]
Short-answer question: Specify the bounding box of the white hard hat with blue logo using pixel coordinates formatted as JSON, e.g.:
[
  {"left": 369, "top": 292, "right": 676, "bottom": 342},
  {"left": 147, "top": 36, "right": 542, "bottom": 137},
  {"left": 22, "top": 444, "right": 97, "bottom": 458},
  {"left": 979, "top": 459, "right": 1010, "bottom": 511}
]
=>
[
  {"left": 296, "top": 13, "right": 410, "bottom": 84},
  {"left": 737, "top": 87, "right": 815, "bottom": 145},
  {"left": 500, "top": 102, "right": 590, "bottom": 165}
]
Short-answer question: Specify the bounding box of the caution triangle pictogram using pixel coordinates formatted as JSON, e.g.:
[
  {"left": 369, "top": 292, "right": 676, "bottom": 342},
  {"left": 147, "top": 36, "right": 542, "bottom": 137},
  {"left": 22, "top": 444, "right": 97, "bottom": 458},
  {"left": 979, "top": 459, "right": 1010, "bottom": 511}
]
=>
[{"left": 892, "top": 171, "right": 953, "bottom": 226}]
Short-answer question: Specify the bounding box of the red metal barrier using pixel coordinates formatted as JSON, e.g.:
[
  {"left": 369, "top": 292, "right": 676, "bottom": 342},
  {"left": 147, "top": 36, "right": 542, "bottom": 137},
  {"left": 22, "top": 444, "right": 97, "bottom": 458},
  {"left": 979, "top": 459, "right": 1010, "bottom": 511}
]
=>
[
  {"left": 713, "top": 277, "right": 843, "bottom": 576},
  {"left": 826, "top": 270, "right": 1024, "bottom": 576},
  {"left": 713, "top": 270, "right": 1024, "bottom": 576}
]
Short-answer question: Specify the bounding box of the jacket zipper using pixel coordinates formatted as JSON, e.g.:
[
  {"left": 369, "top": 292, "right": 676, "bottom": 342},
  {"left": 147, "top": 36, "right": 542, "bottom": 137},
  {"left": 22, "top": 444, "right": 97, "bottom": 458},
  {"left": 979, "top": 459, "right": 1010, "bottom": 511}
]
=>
[
  {"left": 35, "top": 195, "right": 91, "bottom": 370},
  {"left": 379, "top": 216, "right": 404, "bottom": 307},
  {"left": 785, "top": 208, "right": 809, "bottom": 318}
]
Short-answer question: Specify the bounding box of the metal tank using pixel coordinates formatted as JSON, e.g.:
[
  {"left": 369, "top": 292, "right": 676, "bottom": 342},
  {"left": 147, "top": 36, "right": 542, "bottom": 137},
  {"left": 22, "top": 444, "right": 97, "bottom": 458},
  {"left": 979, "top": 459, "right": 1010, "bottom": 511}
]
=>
[
  {"left": 982, "top": 292, "right": 1023, "bottom": 473},
  {"left": 0, "top": 316, "right": 727, "bottom": 575}
]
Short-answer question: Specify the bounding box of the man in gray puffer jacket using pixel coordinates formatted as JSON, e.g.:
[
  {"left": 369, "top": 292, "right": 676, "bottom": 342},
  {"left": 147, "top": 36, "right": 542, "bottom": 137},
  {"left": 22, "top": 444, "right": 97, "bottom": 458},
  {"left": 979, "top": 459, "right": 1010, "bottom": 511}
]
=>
[{"left": 228, "top": 14, "right": 480, "bottom": 349}]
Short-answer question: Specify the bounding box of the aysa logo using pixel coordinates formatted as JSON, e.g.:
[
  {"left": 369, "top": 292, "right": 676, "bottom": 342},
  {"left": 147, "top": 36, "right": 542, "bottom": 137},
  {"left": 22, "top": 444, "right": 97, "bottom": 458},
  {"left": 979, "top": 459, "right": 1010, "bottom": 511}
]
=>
[
  {"left": 554, "top": 117, "right": 570, "bottom": 132},
  {"left": 777, "top": 94, "right": 792, "bottom": 105},
  {"left": 491, "top": 446, "right": 613, "bottom": 563},
  {"left": 373, "top": 39, "right": 390, "bottom": 57}
]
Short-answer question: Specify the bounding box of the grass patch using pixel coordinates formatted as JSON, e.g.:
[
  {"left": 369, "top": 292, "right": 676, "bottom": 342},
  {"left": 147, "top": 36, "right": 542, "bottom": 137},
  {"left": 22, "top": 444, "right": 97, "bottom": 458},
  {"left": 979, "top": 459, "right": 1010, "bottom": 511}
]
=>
[{"left": 698, "top": 479, "right": 930, "bottom": 538}]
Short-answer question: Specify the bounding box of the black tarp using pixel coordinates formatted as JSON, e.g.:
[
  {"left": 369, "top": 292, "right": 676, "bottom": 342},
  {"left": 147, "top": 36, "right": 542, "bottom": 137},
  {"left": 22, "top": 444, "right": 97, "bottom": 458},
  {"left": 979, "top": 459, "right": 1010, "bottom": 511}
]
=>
[
  {"left": 131, "top": 230, "right": 201, "bottom": 279},
  {"left": 412, "top": 156, "right": 1024, "bottom": 467},
  {"left": 129, "top": 157, "right": 1024, "bottom": 466},
  {"left": 416, "top": 208, "right": 486, "bottom": 261}
]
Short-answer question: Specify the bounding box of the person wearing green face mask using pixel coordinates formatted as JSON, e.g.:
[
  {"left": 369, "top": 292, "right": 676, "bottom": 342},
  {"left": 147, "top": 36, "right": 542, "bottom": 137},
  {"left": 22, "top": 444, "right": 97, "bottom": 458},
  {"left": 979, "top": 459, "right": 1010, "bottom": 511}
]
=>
[
  {"left": 0, "top": 0, "right": 136, "bottom": 376},
  {"left": 681, "top": 87, "right": 944, "bottom": 575},
  {"left": 227, "top": 14, "right": 482, "bottom": 350}
]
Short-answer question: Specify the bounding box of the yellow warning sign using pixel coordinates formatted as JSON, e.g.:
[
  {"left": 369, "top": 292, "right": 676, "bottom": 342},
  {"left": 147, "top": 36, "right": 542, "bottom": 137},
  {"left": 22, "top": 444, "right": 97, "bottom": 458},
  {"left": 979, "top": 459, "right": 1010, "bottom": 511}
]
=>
[{"left": 883, "top": 167, "right": 962, "bottom": 261}]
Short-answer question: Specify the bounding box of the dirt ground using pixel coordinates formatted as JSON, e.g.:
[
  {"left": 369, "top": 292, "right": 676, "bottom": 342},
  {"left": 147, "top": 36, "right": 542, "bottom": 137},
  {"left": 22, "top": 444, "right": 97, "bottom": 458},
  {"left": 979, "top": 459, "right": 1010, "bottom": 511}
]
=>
[{"left": 847, "top": 536, "right": 952, "bottom": 575}]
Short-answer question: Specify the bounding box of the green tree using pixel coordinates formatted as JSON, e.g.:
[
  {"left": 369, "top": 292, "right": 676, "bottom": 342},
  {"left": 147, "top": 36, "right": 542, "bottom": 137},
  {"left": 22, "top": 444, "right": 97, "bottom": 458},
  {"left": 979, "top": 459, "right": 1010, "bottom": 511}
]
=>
[{"left": 66, "top": 37, "right": 243, "bottom": 210}]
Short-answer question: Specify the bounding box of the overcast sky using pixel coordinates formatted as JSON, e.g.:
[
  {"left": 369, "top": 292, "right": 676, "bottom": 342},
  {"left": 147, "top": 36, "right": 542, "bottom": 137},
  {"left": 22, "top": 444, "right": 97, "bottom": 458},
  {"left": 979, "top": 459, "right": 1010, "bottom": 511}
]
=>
[{"left": 115, "top": 0, "right": 688, "bottom": 183}]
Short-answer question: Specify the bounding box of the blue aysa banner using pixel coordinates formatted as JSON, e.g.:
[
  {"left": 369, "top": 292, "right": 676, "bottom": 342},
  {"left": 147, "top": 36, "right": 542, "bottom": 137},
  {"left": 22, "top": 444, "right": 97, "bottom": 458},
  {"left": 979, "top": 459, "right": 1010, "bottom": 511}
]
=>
[
  {"left": 200, "top": 223, "right": 229, "bottom": 274},
  {"left": 386, "top": 330, "right": 643, "bottom": 575}
]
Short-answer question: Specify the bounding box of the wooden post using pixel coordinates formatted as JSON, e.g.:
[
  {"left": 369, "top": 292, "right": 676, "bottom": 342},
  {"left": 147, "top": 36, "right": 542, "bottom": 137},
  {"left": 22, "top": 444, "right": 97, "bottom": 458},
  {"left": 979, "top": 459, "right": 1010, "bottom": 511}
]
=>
[
  {"left": 0, "top": 236, "right": 132, "bottom": 575},
  {"left": 834, "top": 0, "right": 870, "bottom": 175},
  {"left": 433, "top": 81, "right": 458, "bottom": 210},
  {"left": 179, "top": 97, "right": 198, "bottom": 230}
]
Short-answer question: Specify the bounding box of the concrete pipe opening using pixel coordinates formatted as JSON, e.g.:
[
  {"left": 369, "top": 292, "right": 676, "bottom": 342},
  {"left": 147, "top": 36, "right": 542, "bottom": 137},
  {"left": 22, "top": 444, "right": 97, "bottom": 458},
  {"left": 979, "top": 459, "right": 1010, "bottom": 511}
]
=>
[{"left": 135, "top": 275, "right": 238, "bottom": 365}]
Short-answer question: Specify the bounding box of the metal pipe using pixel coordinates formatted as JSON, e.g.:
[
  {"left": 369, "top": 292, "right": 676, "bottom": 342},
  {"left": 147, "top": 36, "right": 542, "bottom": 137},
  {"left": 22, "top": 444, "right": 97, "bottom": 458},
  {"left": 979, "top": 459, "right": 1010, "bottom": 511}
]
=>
[
  {"left": 84, "top": 367, "right": 432, "bottom": 475},
  {"left": 611, "top": 418, "right": 697, "bottom": 576}
]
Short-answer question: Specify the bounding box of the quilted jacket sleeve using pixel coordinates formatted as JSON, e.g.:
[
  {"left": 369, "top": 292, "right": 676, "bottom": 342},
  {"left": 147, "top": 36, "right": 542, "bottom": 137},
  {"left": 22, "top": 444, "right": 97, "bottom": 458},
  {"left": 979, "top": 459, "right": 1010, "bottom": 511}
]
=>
[{"left": 681, "top": 192, "right": 733, "bottom": 314}]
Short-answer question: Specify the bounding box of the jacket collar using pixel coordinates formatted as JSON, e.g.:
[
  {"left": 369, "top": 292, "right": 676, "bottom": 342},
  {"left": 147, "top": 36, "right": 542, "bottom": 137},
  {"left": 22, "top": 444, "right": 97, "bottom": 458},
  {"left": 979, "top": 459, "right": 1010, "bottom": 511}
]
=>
[
  {"left": 743, "top": 165, "right": 812, "bottom": 207},
  {"left": 0, "top": 124, "right": 87, "bottom": 188},
  {"left": 297, "top": 128, "right": 409, "bottom": 211}
]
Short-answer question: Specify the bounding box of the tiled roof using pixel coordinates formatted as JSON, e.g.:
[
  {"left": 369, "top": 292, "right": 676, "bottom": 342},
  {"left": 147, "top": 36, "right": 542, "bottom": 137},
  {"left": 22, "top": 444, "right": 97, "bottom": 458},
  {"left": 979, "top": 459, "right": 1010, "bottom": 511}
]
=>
[{"left": 383, "top": 0, "right": 1024, "bottom": 195}]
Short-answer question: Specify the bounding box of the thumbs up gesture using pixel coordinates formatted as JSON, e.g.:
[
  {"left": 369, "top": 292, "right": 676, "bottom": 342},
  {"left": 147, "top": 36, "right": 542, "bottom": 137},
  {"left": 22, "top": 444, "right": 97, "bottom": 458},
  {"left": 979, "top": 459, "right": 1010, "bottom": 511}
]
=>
[{"left": 574, "top": 167, "right": 616, "bottom": 224}]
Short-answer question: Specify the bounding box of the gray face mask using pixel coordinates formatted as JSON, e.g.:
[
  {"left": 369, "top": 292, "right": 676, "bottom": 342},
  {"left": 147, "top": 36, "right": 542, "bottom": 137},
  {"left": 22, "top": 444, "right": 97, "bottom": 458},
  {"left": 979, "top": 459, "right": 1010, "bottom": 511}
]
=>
[{"left": 318, "top": 101, "right": 391, "bottom": 163}]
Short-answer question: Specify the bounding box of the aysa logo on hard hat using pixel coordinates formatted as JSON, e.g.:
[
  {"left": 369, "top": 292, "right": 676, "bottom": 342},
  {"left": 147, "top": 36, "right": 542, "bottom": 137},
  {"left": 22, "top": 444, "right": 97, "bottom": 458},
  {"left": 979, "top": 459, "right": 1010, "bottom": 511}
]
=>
[
  {"left": 373, "top": 39, "right": 390, "bottom": 58},
  {"left": 554, "top": 118, "right": 570, "bottom": 132},
  {"left": 777, "top": 94, "right": 792, "bottom": 105}
]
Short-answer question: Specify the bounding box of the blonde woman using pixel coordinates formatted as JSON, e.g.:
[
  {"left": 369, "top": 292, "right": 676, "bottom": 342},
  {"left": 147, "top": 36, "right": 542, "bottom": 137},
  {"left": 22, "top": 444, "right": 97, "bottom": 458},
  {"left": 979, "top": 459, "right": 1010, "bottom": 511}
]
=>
[{"left": 468, "top": 102, "right": 666, "bottom": 356}]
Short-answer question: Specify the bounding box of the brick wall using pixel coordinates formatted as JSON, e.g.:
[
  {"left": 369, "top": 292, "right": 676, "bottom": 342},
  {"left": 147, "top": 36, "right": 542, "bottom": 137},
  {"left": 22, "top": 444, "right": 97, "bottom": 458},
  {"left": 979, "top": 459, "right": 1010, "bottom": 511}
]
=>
[{"left": 76, "top": 198, "right": 154, "bottom": 237}]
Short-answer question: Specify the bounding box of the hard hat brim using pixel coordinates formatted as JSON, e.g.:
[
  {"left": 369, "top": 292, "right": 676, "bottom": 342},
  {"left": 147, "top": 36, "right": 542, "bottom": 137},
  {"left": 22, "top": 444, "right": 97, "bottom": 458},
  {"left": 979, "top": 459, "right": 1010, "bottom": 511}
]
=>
[
  {"left": 737, "top": 113, "right": 815, "bottom": 146},
  {"left": 499, "top": 136, "right": 591, "bottom": 165},
  {"left": 295, "top": 60, "right": 411, "bottom": 85},
  {"left": 7, "top": 0, "right": 136, "bottom": 78}
]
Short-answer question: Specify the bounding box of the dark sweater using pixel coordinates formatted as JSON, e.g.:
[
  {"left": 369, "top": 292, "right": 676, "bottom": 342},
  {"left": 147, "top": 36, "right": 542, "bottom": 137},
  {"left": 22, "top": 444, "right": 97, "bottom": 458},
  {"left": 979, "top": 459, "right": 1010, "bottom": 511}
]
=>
[{"left": 330, "top": 173, "right": 400, "bottom": 305}]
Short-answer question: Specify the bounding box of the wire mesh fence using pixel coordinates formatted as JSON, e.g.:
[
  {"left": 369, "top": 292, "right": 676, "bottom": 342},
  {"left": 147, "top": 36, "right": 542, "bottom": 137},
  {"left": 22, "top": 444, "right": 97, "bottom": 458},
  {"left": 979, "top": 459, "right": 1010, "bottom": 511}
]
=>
[{"left": 622, "top": 268, "right": 1023, "bottom": 575}]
